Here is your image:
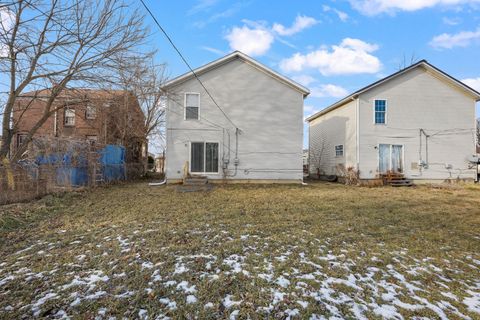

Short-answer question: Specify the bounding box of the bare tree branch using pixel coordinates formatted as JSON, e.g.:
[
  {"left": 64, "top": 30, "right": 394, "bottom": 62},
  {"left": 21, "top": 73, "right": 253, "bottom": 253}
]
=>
[{"left": 0, "top": 0, "right": 149, "bottom": 161}]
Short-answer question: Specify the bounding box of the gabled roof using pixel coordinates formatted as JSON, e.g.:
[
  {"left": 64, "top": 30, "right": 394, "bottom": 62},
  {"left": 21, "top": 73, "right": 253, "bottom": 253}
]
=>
[
  {"left": 306, "top": 60, "right": 480, "bottom": 122},
  {"left": 162, "top": 51, "right": 310, "bottom": 97}
]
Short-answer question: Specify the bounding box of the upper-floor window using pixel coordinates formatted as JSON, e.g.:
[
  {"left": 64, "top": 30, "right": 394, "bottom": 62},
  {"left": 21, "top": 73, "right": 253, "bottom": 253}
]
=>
[
  {"left": 374, "top": 100, "right": 386, "bottom": 124},
  {"left": 335, "top": 144, "right": 344, "bottom": 157},
  {"left": 86, "top": 104, "right": 96, "bottom": 119},
  {"left": 64, "top": 108, "right": 75, "bottom": 126},
  {"left": 185, "top": 93, "right": 200, "bottom": 120},
  {"left": 17, "top": 133, "right": 27, "bottom": 147}
]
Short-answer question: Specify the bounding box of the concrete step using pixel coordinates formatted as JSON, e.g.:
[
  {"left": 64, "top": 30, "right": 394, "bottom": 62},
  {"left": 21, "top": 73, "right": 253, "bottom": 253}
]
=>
[{"left": 183, "top": 177, "right": 209, "bottom": 185}]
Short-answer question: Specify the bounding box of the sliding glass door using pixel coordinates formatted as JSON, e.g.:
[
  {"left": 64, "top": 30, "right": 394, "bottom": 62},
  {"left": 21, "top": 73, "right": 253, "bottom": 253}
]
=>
[{"left": 191, "top": 142, "right": 219, "bottom": 173}]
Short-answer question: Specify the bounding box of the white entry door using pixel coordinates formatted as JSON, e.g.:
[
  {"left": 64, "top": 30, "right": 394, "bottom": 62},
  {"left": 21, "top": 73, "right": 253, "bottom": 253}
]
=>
[{"left": 379, "top": 144, "right": 403, "bottom": 173}]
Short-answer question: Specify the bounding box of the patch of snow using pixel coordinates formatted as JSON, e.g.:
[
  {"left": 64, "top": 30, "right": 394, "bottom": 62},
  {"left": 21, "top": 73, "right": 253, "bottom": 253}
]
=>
[
  {"left": 186, "top": 295, "right": 197, "bottom": 304},
  {"left": 173, "top": 262, "right": 189, "bottom": 275},
  {"left": 373, "top": 304, "right": 401, "bottom": 319},
  {"left": 31, "top": 292, "right": 59, "bottom": 316},
  {"left": 229, "top": 310, "right": 239, "bottom": 320},
  {"left": 464, "top": 290, "right": 480, "bottom": 314},
  {"left": 204, "top": 302, "right": 214, "bottom": 309},
  {"left": 176, "top": 281, "right": 197, "bottom": 294},
  {"left": 159, "top": 298, "right": 177, "bottom": 310},
  {"left": 223, "top": 294, "right": 242, "bottom": 308},
  {"left": 275, "top": 276, "right": 290, "bottom": 288},
  {"left": 138, "top": 309, "right": 148, "bottom": 319}
]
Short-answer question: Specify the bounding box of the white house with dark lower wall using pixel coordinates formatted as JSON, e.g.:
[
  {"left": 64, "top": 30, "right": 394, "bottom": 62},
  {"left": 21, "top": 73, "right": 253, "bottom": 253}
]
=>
[
  {"left": 307, "top": 60, "right": 480, "bottom": 183},
  {"left": 162, "top": 51, "right": 309, "bottom": 183}
]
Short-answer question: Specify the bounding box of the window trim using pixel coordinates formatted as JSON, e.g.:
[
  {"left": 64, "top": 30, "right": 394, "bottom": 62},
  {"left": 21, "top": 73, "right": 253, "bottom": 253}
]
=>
[
  {"left": 85, "top": 104, "right": 97, "bottom": 120},
  {"left": 188, "top": 141, "right": 220, "bottom": 174},
  {"left": 373, "top": 99, "right": 387, "bottom": 125},
  {"left": 17, "top": 133, "right": 28, "bottom": 147},
  {"left": 184, "top": 92, "right": 200, "bottom": 120},
  {"left": 64, "top": 107, "right": 76, "bottom": 126},
  {"left": 335, "top": 144, "right": 344, "bottom": 157}
]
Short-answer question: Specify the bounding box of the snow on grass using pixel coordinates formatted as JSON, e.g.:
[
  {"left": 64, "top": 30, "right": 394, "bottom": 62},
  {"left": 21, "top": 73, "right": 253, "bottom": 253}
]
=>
[
  {"left": 223, "top": 294, "right": 242, "bottom": 308},
  {"left": 186, "top": 294, "right": 197, "bottom": 304},
  {"left": 31, "top": 292, "right": 59, "bottom": 316}
]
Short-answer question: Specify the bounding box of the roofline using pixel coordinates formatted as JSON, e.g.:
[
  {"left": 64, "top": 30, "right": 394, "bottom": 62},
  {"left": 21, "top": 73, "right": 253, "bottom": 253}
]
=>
[
  {"left": 162, "top": 51, "right": 310, "bottom": 97},
  {"left": 306, "top": 60, "right": 480, "bottom": 122}
]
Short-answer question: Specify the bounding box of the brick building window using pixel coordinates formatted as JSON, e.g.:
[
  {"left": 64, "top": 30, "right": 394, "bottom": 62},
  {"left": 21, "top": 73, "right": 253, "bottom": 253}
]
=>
[
  {"left": 64, "top": 108, "right": 75, "bottom": 126},
  {"left": 17, "top": 133, "right": 27, "bottom": 147},
  {"left": 86, "top": 104, "right": 96, "bottom": 119},
  {"left": 86, "top": 135, "right": 97, "bottom": 146}
]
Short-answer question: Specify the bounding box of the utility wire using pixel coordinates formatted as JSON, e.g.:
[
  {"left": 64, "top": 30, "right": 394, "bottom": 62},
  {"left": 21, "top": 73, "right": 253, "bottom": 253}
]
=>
[{"left": 138, "top": 0, "right": 238, "bottom": 130}]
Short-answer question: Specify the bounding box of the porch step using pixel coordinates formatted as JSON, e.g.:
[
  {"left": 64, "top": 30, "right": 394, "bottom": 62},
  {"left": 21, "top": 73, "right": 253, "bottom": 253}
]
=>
[
  {"left": 381, "top": 172, "right": 414, "bottom": 187},
  {"left": 183, "top": 175, "right": 209, "bottom": 185}
]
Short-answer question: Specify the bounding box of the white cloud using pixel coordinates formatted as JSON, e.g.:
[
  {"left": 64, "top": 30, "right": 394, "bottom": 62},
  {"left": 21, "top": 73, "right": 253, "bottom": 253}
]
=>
[
  {"left": 323, "top": 5, "right": 349, "bottom": 22},
  {"left": 200, "top": 46, "right": 225, "bottom": 55},
  {"left": 279, "top": 38, "right": 382, "bottom": 76},
  {"left": 188, "top": 0, "right": 219, "bottom": 15},
  {"left": 310, "top": 84, "right": 349, "bottom": 98},
  {"left": 292, "top": 75, "right": 316, "bottom": 86},
  {"left": 225, "top": 15, "right": 319, "bottom": 56},
  {"left": 442, "top": 17, "right": 462, "bottom": 25},
  {"left": 0, "top": 8, "right": 15, "bottom": 58},
  {"left": 429, "top": 27, "right": 480, "bottom": 49},
  {"left": 272, "top": 15, "right": 319, "bottom": 36},
  {"left": 225, "top": 24, "right": 274, "bottom": 56},
  {"left": 462, "top": 77, "right": 480, "bottom": 91},
  {"left": 349, "top": 0, "right": 480, "bottom": 16}
]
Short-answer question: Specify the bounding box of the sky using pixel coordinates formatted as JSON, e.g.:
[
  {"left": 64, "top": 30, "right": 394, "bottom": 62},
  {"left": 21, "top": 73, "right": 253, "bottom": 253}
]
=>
[{"left": 142, "top": 0, "right": 480, "bottom": 148}]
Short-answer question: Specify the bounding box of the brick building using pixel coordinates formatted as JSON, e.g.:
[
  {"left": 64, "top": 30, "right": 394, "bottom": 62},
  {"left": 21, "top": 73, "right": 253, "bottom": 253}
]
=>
[{"left": 12, "top": 89, "right": 147, "bottom": 165}]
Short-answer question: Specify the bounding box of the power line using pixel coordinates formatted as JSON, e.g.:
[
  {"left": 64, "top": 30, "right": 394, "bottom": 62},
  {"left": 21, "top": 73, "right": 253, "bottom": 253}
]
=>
[{"left": 138, "top": 0, "right": 238, "bottom": 130}]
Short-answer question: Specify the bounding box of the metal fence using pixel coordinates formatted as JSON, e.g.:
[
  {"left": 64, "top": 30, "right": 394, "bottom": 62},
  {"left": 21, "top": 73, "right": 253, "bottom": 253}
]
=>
[{"left": 0, "top": 138, "right": 145, "bottom": 205}]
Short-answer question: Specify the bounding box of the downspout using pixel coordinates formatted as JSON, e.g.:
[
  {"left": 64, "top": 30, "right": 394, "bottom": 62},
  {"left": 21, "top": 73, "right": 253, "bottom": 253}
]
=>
[
  {"left": 54, "top": 110, "right": 58, "bottom": 137},
  {"left": 355, "top": 96, "right": 360, "bottom": 171}
]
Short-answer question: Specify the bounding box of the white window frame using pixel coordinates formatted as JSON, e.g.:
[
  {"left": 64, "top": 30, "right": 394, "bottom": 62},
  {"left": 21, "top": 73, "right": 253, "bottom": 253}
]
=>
[
  {"left": 86, "top": 135, "right": 97, "bottom": 144},
  {"left": 335, "top": 144, "right": 344, "bottom": 157},
  {"left": 373, "top": 99, "right": 387, "bottom": 125},
  {"left": 64, "top": 108, "right": 75, "bottom": 126},
  {"left": 184, "top": 92, "right": 200, "bottom": 120},
  {"left": 85, "top": 104, "right": 96, "bottom": 119},
  {"left": 188, "top": 141, "right": 219, "bottom": 174}
]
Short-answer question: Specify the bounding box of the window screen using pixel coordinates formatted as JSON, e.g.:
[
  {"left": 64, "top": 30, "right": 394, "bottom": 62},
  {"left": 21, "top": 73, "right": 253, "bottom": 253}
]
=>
[{"left": 185, "top": 93, "right": 199, "bottom": 120}]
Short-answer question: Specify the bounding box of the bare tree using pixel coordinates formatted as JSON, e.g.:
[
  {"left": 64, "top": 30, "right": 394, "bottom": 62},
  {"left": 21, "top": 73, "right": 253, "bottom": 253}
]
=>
[
  {"left": 397, "top": 53, "right": 420, "bottom": 70},
  {"left": 113, "top": 54, "right": 168, "bottom": 154},
  {"left": 0, "top": 0, "right": 148, "bottom": 162}
]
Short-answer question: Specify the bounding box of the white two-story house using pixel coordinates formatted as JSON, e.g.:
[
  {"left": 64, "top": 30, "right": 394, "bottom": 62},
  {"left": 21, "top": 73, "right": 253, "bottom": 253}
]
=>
[
  {"left": 307, "top": 60, "right": 480, "bottom": 182},
  {"left": 162, "top": 51, "right": 310, "bottom": 183}
]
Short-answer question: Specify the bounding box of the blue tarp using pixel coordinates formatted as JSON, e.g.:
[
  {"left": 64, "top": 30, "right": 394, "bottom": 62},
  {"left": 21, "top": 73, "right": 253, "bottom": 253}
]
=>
[
  {"left": 100, "top": 145, "right": 126, "bottom": 182},
  {"left": 34, "top": 144, "right": 126, "bottom": 186}
]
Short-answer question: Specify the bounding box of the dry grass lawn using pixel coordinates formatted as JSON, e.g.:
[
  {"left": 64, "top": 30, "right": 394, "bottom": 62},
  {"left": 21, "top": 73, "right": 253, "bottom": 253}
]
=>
[{"left": 0, "top": 182, "right": 480, "bottom": 319}]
